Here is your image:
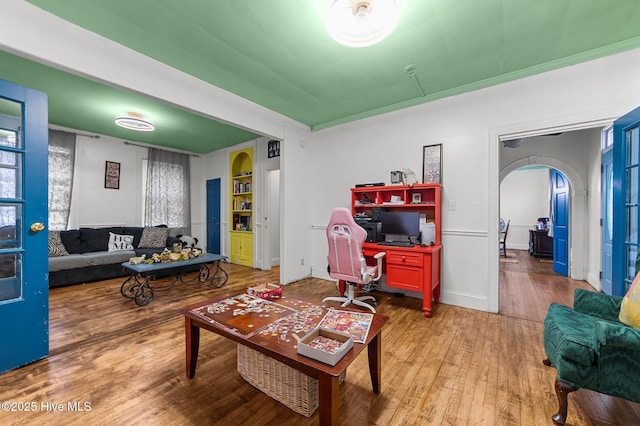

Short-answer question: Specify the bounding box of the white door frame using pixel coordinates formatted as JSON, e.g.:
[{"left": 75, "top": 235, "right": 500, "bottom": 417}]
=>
[
  {"left": 260, "top": 166, "right": 281, "bottom": 270},
  {"left": 488, "top": 115, "right": 616, "bottom": 313}
]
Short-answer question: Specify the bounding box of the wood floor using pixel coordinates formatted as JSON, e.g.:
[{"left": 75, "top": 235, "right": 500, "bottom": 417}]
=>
[{"left": 1, "top": 251, "right": 639, "bottom": 425}]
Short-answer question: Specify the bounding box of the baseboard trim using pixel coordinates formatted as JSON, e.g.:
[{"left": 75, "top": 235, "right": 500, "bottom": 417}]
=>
[
  {"left": 440, "top": 290, "right": 493, "bottom": 313},
  {"left": 585, "top": 272, "right": 601, "bottom": 292},
  {"left": 312, "top": 267, "right": 332, "bottom": 281},
  {"left": 312, "top": 268, "right": 492, "bottom": 313}
]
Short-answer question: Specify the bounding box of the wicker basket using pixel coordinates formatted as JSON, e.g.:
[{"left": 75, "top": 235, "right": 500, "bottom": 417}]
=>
[{"left": 237, "top": 345, "right": 319, "bottom": 417}]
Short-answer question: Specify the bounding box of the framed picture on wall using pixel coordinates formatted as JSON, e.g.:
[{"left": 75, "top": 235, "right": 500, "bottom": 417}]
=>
[
  {"left": 104, "top": 161, "right": 120, "bottom": 189},
  {"left": 422, "top": 144, "right": 442, "bottom": 183},
  {"left": 268, "top": 139, "right": 280, "bottom": 158}
]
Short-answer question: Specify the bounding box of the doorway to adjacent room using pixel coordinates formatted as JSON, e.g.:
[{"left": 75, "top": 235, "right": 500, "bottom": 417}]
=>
[{"left": 496, "top": 126, "right": 603, "bottom": 314}]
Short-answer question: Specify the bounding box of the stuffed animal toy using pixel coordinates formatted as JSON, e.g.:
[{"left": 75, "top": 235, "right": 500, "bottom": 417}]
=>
[
  {"left": 403, "top": 168, "right": 419, "bottom": 185},
  {"left": 176, "top": 234, "right": 199, "bottom": 249}
]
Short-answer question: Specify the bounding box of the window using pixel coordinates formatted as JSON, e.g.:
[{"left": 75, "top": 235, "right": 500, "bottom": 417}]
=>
[
  {"left": 144, "top": 148, "right": 191, "bottom": 236},
  {"left": 601, "top": 124, "right": 613, "bottom": 152},
  {"left": 48, "top": 130, "right": 76, "bottom": 230},
  {"left": 0, "top": 128, "right": 19, "bottom": 228}
]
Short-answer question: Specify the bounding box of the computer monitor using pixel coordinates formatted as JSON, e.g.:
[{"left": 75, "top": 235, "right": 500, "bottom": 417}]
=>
[{"left": 380, "top": 211, "right": 420, "bottom": 239}]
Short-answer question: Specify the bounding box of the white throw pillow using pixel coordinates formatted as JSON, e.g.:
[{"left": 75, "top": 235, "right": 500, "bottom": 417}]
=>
[{"left": 108, "top": 232, "right": 134, "bottom": 252}]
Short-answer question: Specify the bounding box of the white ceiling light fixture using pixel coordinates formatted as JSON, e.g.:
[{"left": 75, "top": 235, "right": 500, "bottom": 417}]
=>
[
  {"left": 326, "top": 0, "right": 400, "bottom": 47},
  {"left": 114, "top": 112, "right": 155, "bottom": 132}
]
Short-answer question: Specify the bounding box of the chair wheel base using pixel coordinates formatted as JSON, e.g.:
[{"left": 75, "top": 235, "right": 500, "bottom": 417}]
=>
[{"left": 322, "top": 296, "right": 376, "bottom": 313}]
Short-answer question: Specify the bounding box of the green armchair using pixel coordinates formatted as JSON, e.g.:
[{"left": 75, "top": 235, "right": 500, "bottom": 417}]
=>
[{"left": 543, "top": 288, "right": 640, "bottom": 425}]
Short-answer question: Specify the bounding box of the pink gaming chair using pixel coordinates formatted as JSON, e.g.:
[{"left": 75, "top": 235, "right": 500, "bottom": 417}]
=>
[{"left": 323, "top": 208, "right": 385, "bottom": 313}]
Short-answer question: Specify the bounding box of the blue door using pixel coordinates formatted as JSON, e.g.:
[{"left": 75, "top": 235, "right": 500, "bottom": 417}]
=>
[
  {"left": 0, "top": 79, "right": 49, "bottom": 372},
  {"left": 551, "top": 169, "right": 569, "bottom": 276},
  {"left": 602, "top": 145, "right": 614, "bottom": 294},
  {"left": 612, "top": 106, "right": 640, "bottom": 296},
  {"left": 206, "top": 178, "right": 221, "bottom": 254}
]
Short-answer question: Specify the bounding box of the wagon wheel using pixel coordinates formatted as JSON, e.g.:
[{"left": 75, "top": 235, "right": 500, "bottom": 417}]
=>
[
  {"left": 120, "top": 276, "right": 142, "bottom": 299},
  {"left": 211, "top": 268, "right": 228, "bottom": 288},
  {"left": 134, "top": 286, "right": 154, "bottom": 306},
  {"left": 199, "top": 265, "right": 210, "bottom": 283}
]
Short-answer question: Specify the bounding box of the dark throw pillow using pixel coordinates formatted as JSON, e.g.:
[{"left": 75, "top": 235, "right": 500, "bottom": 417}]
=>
[
  {"left": 138, "top": 227, "right": 169, "bottom": 249},
  {"left": 48, "top": 231, "right": 70, "bottom": 257}
]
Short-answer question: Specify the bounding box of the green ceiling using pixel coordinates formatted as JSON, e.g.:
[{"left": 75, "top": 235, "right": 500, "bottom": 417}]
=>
[
  {"left": 4, "top": 0, "right": 640, "bottom": 153},
  {"left": 0, "top": 50, "right": 259, "bottom": 153}
]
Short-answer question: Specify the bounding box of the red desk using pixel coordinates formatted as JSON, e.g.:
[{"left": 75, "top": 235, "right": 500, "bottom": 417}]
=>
[{"left": 364, "top": 243, "right": 441, "bottom": 317}]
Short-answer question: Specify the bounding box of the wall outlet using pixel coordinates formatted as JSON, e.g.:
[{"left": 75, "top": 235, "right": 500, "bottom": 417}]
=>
[
  {"left": 448, "top": 200, "right": 456, "bottom": 211},
  {"left": 300, "top": 258, "right": 305, "bottom": 266}
]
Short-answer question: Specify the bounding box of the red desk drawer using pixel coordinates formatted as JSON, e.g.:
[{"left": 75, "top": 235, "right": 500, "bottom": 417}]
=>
[
  {"left": 387, "top": 265, "right": 422, "bottom": 291},
  {"left": 386, "top": 252, "right": 423, "bottom": 267}
]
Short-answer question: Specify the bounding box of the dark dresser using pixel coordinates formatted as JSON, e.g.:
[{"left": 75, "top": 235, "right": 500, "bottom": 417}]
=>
[{"left": 529, "top": 229, "right": 553, "bottom": 258}]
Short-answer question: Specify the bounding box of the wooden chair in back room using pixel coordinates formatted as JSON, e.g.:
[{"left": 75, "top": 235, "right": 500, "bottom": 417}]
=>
[{"left": 499, "top": 219, "right": 510, "bottom": 258}]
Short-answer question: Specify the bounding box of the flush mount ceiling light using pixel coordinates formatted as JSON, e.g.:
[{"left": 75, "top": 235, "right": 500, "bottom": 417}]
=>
[
  {"left": 114, "top": 112, "right": 155, "bottom": 132},
  {"left": 326, "top": 0, "right": 400, "bottom": 47}
]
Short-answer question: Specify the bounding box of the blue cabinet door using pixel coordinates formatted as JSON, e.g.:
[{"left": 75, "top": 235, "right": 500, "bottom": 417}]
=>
[{"left": 0, "top": 78, "right": 49, "bottom": 372}]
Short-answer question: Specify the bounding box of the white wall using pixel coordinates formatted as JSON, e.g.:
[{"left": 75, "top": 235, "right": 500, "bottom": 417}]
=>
[
  {"left": 500, "top": 167, "right": 549, "bottom": 250},
  {"left": 189, "top": 153, "right": 208, "bottom": 245},
  {"left": 68, "top": 135, "right": 147, "bottom": 229},
  {"left": 67, "top": 134, "right": 209, "bottom": 243},
  {"left": 308, "top": 50, "right": 640, "bottom": 313},
  {"left": 280, "top": 122, "right": 313, "bottom": 283},
  {"left": 587, "top": 131, "right": 604, "bottom": 290},
  {"left": 254, "top": 137, "right": 281, "bottom": 270},
  {"left": 266, "top": 170, "right": 281, "bottom": 267}
]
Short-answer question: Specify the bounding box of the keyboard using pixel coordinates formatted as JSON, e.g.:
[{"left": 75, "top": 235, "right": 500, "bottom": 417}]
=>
[{"left": 377, "top": 241, "right": 415, "bottom": 247}]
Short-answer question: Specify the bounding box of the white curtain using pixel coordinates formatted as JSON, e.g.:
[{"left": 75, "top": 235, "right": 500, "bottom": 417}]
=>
[
  {"left": 144, "top": 148, "right": 191, "bottom": 236},
  {"left": 48, "top": 130, "right": 76, "bottom": 230}
]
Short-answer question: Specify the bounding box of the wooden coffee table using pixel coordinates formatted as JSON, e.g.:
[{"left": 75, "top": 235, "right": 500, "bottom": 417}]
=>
[
  {"left": 178, "top": 293, "right": 388, "bottom": 425},
  {"left": 120, "top": 253, "right": 228, "bottom": 305}
]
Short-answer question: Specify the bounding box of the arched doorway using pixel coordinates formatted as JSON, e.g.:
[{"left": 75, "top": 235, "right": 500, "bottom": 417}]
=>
[{"left": 500, "top": 157, "right": 585, "bottom": 280}]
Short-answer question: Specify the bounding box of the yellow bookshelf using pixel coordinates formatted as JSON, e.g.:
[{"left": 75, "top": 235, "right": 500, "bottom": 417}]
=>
[{"left": 229, "top": 147, "right": 253, "bottom": 266}]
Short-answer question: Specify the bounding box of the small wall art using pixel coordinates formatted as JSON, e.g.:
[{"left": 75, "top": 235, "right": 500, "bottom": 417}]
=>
[
  {"left": 104, "top": 161, "right": 120, "bottom": 189},
  {"left": 268, "top": 139, "right": 280, "bottom": 158},
  {"left": 422, "top": 144, "right": 442, "bottom": 183}
]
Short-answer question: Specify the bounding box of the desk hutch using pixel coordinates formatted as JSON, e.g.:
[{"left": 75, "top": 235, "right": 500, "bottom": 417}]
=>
[{"left": 351, "top": 184, "right": 442, "bottom": 317}]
